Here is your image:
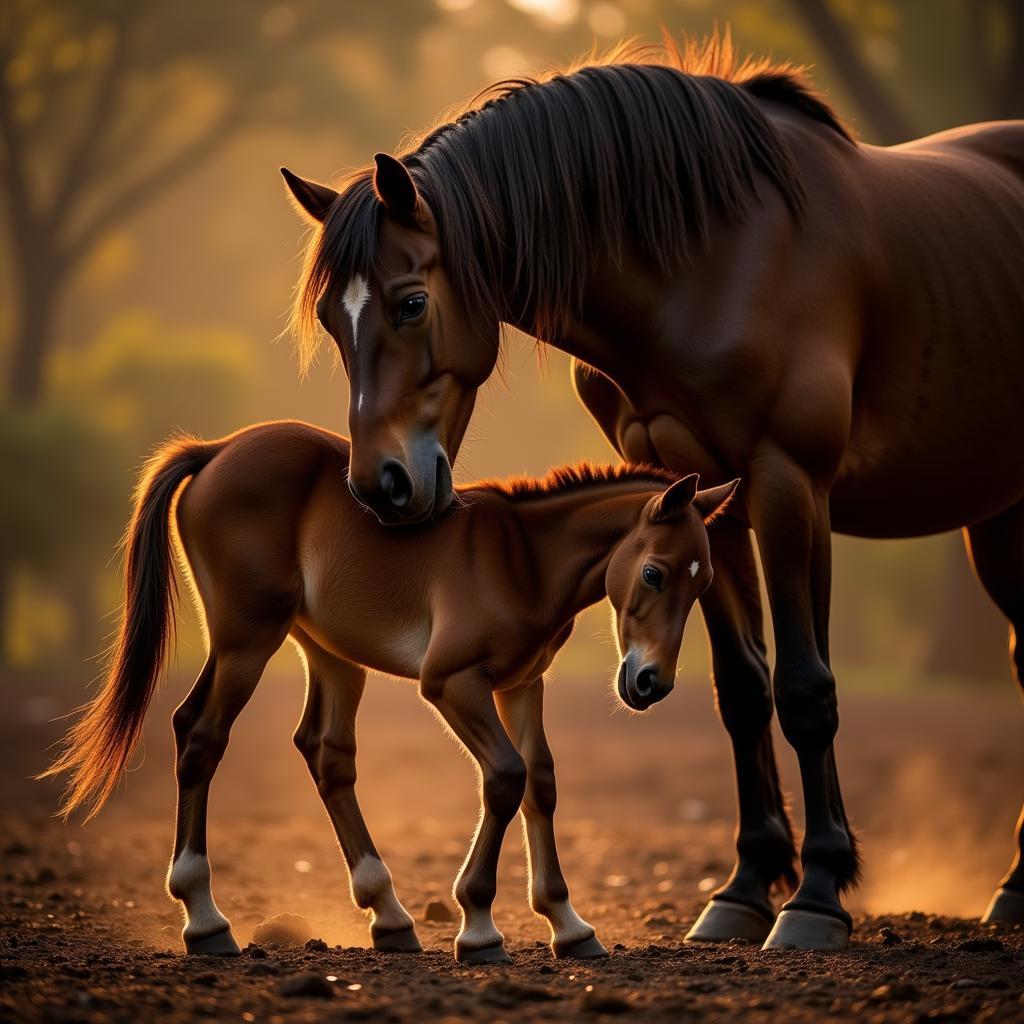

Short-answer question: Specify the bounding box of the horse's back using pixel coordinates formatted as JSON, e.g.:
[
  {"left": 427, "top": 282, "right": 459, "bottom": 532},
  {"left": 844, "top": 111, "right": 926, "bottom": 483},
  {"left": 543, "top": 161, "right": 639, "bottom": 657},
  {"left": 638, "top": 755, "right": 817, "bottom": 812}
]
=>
[{"left": 897, "top": 120, "right": 1024, "bottom": 183}]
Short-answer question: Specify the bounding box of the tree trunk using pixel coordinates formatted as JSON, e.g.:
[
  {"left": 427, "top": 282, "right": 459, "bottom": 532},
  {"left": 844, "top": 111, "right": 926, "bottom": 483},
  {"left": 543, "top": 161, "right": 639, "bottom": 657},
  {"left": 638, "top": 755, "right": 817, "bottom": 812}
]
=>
[{"left": 9, "top": 274, "right": 58, "bottom": 406}]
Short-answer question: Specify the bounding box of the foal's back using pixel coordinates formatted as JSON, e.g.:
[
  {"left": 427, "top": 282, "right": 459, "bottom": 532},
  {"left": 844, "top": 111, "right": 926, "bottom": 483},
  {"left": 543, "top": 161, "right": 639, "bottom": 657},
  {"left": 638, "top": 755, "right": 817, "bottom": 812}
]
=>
[{"left": 174, "top": 420, "right": 513, "bottom": 678}]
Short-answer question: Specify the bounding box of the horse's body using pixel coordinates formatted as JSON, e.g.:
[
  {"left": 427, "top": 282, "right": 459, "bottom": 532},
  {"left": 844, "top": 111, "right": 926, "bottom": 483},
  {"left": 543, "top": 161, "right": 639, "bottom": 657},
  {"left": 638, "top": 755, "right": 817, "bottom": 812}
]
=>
[
  {"left": 281, "top": 37, "right": 1024, "bottom": 949},
  {"left": 573, "top": 117, "right": 1024, "bottom": 540},
  {"left": 44, "top": 419, "right": 735, "bottom": 961}
]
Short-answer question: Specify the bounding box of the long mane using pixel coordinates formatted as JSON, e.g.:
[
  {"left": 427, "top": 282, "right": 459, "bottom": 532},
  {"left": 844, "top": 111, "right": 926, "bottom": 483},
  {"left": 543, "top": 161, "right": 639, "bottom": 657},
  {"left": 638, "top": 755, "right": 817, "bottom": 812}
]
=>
[{"left": 294, "top": 31, "right": 850, "bottom": 369}]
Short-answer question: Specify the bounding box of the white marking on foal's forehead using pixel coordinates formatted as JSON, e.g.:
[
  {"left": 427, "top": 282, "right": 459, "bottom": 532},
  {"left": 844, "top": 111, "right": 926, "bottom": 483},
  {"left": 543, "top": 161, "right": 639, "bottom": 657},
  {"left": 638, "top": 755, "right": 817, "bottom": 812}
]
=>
[
  {"left": 689, "top": 560, "right": 700, "bottom": 578},
  {"left": 342, "top": 275, "right": 371, "bottom": 349}
]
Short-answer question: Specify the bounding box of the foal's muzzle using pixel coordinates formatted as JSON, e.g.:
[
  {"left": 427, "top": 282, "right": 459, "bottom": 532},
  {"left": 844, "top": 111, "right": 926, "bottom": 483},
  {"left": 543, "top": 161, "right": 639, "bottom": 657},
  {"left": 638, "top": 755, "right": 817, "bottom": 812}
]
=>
[{"left": 617, "top": 654, "right": 674, "bottom": 711}]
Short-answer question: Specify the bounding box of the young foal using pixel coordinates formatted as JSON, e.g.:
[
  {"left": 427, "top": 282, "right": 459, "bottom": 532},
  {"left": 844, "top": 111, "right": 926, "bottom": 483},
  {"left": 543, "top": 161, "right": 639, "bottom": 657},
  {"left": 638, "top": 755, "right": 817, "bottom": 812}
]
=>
[{"left": 44, "top": 420, "right": 737, "bottom": 963}]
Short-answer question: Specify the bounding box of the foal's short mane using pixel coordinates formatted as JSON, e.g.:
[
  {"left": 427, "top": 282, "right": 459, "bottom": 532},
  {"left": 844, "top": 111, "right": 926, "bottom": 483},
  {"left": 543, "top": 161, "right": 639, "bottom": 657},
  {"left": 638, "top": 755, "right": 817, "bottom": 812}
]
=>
[
  {"left": 294, "top": 31, "right": 850, "bottom": 369},
  {"left": 473, "top": 461, "right": 677, "bottom": 504}
]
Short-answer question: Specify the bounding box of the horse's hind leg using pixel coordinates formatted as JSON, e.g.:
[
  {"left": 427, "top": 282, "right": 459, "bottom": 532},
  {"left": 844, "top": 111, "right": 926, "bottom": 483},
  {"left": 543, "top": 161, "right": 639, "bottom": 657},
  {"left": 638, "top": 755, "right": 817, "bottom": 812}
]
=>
[
  {"left": 166, "top": 644, "right": 280, "bottom": 954},
  {"left": 964, "top": 500, "right": 1024, "bottom": 925},
  {"left": 495, "top": 678, "right": 606, "bottom": 959},
  {"left": 292, "top": 639, "right": 420, "bottom": 951}
]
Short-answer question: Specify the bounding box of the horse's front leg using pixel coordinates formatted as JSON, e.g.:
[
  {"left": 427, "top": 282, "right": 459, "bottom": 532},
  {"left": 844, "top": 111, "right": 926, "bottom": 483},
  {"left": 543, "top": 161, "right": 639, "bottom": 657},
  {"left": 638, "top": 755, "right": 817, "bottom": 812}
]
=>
[
  {"left": 420, "top": 666, "right": 526, "bottom": 963},
  {"left": 685, "top": 515, "right": 798, "bottom": 944},
  {"left": 749, "top": 445, "right": 859, "bottom": 951},
  {"left": 495, "top": 678, "right": 607, "bottom": 959}
]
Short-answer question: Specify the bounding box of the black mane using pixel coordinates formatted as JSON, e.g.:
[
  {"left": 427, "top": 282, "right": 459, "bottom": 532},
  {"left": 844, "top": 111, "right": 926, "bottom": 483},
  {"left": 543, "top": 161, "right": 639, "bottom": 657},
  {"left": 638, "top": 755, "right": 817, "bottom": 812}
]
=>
[
  {"left": 469, "top": 461, "right": 677, "bottom": 504},
  {"left": 295, "top": 33, "right": 850, "bottom": 367}
]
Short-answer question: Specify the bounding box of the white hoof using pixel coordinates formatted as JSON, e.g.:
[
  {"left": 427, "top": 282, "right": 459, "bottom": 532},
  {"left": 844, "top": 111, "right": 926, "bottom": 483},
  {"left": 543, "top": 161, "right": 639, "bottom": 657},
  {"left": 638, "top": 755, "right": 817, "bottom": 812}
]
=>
[
  {"left": 761, "top": 908, "right": 849, "bottom": 951},
  {"left": 684, "top": 900, "right": 774, "bottom": 944},
  {"left": 982, "top": 887, "right": 1024, "bottom": 926}
]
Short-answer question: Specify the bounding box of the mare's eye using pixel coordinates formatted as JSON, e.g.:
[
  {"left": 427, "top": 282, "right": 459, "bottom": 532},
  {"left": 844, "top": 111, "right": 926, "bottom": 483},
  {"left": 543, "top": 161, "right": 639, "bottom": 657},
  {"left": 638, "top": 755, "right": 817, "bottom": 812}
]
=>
[
  {"left": 642, "top": 565, "right": 663, "bottom": 589},
  {"left": 399, "top": 294, "right": 427, "bottom": 322}
]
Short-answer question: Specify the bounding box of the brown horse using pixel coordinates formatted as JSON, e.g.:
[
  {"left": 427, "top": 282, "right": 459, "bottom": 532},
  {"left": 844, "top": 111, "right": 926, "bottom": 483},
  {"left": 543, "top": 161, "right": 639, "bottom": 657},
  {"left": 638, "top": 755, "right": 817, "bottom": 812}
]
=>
[
  {"left": 280, "top": 34, "right": 1024, "bottom": 949},
  {"left": 42, "top": 419, "right": 737, "bottom": 961}
]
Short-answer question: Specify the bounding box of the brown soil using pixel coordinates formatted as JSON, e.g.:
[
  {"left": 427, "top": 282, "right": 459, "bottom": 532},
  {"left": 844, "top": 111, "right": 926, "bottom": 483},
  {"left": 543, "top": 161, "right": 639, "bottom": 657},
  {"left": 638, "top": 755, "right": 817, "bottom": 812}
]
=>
[{"left": 2, "top": 667, "right": 1022, "bottom": 1022}]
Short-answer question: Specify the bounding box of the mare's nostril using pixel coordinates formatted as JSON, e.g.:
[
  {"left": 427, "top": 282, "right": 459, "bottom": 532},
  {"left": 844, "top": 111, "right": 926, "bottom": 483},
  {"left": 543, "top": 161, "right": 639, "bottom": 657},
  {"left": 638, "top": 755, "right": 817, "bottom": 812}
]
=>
[
  {"left": 380, "top": 461, "right": 413, "bottom": 510},
  {"left": 635, "top": 668, "right": 657, "bottom": 699}
]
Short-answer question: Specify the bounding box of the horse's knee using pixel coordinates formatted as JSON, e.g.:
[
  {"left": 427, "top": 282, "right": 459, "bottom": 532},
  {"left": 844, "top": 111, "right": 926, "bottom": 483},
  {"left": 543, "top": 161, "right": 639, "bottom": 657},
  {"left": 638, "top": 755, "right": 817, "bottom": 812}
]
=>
[
  {"left": 483, "top": 756, "right": 527, "bottom": 822},
  {"left": 524, "top": 758, "right": 557, "bottom": 818},
  {"left": 713, "top": 651, "right": 773, "bottom": 740},
  {"left": 774, "top": 662, "right": 838, "bottom": 749}
]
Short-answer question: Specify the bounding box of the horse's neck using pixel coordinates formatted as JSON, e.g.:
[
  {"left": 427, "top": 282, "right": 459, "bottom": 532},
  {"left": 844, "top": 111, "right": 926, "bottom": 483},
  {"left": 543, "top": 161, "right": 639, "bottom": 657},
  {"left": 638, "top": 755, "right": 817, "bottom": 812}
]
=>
[{"left": 518, "top": 486, "right": 654, "bottom": 621}]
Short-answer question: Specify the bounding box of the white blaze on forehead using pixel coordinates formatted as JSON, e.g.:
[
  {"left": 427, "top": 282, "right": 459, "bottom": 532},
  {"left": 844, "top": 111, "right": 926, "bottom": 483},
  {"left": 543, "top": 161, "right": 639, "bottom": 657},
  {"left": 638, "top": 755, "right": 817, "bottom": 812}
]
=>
[
  {"left": 342, "top": 275, "right": 371, "bottom": 349},
  {"left": 689, "top": 560, "right": 700, "bottom": 578}
]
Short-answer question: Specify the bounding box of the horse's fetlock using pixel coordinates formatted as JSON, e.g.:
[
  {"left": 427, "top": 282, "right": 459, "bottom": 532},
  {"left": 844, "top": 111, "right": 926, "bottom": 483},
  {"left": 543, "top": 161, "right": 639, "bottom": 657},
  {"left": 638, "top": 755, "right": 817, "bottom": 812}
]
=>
[{"left": 456, "top": 872, "right": 496, "bottom": 912}]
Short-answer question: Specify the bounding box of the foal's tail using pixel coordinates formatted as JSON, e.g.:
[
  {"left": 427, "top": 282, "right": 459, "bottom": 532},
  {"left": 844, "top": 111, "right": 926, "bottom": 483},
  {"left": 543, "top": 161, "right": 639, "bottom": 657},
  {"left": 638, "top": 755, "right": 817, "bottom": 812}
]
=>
[{"left": 39, "top": 436, "right": 224, "bottom": 821}]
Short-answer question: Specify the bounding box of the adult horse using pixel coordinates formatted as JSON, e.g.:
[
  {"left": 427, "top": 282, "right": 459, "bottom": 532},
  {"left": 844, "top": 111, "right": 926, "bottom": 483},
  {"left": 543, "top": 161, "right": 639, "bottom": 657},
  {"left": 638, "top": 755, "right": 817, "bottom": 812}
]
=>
[{"left": 280, "top": 36, "right": 1024, "bottom": 950}]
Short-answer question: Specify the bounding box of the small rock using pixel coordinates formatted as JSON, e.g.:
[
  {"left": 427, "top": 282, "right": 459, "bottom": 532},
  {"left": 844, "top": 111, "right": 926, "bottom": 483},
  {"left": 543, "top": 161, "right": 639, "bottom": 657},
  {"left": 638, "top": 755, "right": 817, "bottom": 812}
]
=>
[
  {"left": 953, "top": 978, "right": 982, "bottom": 989},
  {"left": 423, "top": 899, "right": 454, "bottom": 923},
  {"left": 304, "top": 937, "right": 329, "bottom": 953},
  {"left": 280, "top": 972, "right": 335, "bottom": 998},
  {"left": 580, "top": 991, "right": 631, "bottom": 1014},
  {"left": 642, "top": 914, "right": 674, "bottom": 928},
  {"left": 252, "top": 913, "right": 314, "bottom": 948},
  {"left": 956, "top": 936, "right": 1003, "bottom": 952},
  {"left": 244, "top": 944, "right": 267, "bottom": 959},
  {"left": 871, "top": 982, "right": 920, "bottom": 1002},
  {"left": 878, "top": 926, "right": 903, "bottom": 945}
]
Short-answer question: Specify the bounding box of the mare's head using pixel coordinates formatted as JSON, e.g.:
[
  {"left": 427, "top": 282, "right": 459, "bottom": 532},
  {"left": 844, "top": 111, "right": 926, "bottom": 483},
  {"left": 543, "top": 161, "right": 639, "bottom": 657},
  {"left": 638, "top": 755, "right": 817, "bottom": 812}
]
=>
[
  {"left": 607, "top": 475, "right": 739, "bottom": 711},
  {"left": 281, "top": 156, "right": 498, "bottom": 524}
]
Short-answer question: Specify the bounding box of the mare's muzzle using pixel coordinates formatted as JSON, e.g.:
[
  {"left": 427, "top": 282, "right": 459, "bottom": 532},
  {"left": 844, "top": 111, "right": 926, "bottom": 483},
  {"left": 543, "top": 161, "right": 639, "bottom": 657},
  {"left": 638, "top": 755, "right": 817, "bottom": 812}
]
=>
[{"left": 349, "top": 441, "right": 454, "bottom": 525}]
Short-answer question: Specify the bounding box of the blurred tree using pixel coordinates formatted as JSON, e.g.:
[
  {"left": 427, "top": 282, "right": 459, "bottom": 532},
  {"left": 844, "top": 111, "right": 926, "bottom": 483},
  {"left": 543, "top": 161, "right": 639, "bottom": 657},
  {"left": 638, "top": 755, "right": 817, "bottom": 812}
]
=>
[
  {"left": 790, "top": 0, "right": 1023, "bottom": 142},
  {"left": 0, "top": 0, "right": 436, "bottom": 405}
]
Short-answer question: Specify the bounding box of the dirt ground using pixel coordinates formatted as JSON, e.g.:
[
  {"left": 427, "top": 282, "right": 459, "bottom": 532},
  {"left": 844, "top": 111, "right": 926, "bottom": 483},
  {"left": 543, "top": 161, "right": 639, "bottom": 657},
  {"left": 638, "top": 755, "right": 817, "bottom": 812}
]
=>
[{"left": 2, "top": 664, "right": 1023, "bottom": 1022}]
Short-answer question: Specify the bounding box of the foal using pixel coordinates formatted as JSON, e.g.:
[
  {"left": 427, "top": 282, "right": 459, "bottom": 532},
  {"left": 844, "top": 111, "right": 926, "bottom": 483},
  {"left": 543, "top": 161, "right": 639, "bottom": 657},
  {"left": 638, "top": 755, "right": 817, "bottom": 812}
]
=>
[{"left": 44, "top": 420, "right": 736, "bottom": 963}]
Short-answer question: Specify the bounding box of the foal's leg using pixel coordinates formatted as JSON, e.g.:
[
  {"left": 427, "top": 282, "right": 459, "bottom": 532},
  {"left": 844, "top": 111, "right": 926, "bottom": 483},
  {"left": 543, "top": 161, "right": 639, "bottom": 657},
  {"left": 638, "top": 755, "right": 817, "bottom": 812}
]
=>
[
  {"left": 749, "top": 449, "right": 859, "bottom": 951},
  {"left": 965, "top": 501, "right": 1024, "bottom": 925},
  {"left": 292, "top": 641, "right": 420, "bottom": 950},
  {"left": 420, "top": 667, "right": 526, "bottom": 963},
  {"left": 686, "top": 516, "right": 798, "bottom": 944},
  {"left": 495, "top": 679, "right": 606, "bottom": 959},
  {"left": 166, "top": 644, "right": 279, "bottom": 954}
]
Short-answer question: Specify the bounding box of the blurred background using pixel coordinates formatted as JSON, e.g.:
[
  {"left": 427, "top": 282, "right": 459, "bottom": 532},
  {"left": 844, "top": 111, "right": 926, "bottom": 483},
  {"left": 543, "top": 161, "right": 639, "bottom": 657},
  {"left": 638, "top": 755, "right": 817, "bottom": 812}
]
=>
[{"left": 1, "top": 0, "right": 1022, "bottom": 934}]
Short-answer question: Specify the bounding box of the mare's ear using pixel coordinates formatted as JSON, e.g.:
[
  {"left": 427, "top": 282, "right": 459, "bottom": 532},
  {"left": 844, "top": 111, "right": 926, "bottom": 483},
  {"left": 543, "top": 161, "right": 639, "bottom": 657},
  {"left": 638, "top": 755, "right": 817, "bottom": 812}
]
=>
[
  {"left": 280, "top": 167, "right": 338, "bottom": 223},
  {"left": 694, "top": 478, "right": 740, "bottom": 524},
  {"left": 373, "top": 153, "right": 421, "bottom": 221},
  {"left": 650, "top": 474, "right": 699, "bottom": 523}
]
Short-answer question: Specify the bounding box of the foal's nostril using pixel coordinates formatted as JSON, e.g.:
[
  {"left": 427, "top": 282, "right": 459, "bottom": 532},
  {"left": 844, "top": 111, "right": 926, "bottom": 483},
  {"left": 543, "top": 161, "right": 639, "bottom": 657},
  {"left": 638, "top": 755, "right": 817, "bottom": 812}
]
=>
[
  {"left": 380, "top": 461, "right": 413, "bottom": 510},
  {"left": 635, "top": 668, "right": 658, "bottom": 700}
]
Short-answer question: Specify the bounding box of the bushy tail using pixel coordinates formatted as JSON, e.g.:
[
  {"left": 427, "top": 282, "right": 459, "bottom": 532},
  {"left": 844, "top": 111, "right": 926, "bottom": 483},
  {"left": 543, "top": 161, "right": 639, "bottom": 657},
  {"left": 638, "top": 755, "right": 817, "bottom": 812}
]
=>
[{"left": 39, "top": 436, "right": 222, "bottom": 820}]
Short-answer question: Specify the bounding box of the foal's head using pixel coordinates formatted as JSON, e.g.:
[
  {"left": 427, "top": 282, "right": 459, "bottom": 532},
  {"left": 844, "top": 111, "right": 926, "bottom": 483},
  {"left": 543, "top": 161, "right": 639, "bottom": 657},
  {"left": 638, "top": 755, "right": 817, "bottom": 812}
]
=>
[
  {"left": 282, "top": 157, "right": 498, "bottom": 525},
  {"left": 607, "top": 475, "right": 739, "bottom": 712}
]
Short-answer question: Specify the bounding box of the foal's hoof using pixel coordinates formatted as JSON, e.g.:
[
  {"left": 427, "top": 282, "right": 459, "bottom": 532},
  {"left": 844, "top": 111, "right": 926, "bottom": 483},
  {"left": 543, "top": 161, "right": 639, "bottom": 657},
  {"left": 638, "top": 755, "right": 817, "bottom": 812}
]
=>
[
  {"left": 761, "top": 909, "right": 850, "bottom": 951},
  {"left": 185, "top": 929, "right": 241, "bottom": 956},
  {"left": 684, "top": 900, "right": 774, "bottom": 944},
  {"left": 373, "top": 926, "right": 424, "bottom": 953},
  {"left": 456, "top": 941, "right": 512, "bottom": 964},
  {"left": 982, "top": 887, "right": 1024, "bottom": 926},
  {"left": 554, "top": 934, "right": 609, "bottom": 959}
]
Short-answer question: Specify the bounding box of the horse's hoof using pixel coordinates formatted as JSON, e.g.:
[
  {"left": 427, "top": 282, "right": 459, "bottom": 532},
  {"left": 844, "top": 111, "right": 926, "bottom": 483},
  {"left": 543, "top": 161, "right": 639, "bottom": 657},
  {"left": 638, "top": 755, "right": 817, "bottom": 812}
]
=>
[
  {"left": 761, "top": 909, "right": 850, "bottom": 951},
  {"left": 554, "top": 934, "right": 609, "bottom": 959},
  {"left": 456, "top": 941, "right": 512, "bottom": 964},
  {"left": 684, "top": 899, "right": 774, "bottom": 944},
  {"left": 185, "top": 929, "right": 241, "bottom": 956},
  {"left": 981, "top": 887, "right": 1024, "bottom": 926},
  {"left": 372, "top": 926, "right": 423, "bottom": 953}
]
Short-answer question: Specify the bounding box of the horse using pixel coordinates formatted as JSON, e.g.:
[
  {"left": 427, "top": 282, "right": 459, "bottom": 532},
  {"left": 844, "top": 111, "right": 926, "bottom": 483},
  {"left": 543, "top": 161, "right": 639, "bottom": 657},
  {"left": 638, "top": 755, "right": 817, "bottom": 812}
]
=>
[
  {"left": 279, "top": 33, "right": 1024, "bottom": 951},
  {"left": 41, "top": 419, "right": 737, "bottom": 962}
]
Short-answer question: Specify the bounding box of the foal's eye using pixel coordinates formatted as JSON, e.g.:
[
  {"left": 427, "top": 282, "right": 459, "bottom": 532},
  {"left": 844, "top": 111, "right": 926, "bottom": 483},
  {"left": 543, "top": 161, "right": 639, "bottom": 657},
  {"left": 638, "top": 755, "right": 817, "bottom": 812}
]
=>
[
  {"left": 642, "top": 565, "right": 663, "bottom": 589},
  {"left": 399, "top": 294, "right": 427, "bottom": 323}
]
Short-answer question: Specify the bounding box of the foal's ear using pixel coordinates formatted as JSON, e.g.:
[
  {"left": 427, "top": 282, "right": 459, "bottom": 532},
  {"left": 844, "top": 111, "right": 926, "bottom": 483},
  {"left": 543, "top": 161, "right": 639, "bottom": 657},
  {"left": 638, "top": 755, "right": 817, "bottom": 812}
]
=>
[
  {"left": 693, "top": 478, "right": 740, "bottom": 524},
  {"left": 650, "top": 474, "right": 699, "bottom": 522},
  {"left": 373, "top": 153, "right": 421, "bottom": 221},
  {"left": 280, "top": 167, "right": 339, "bottom": 224}
]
